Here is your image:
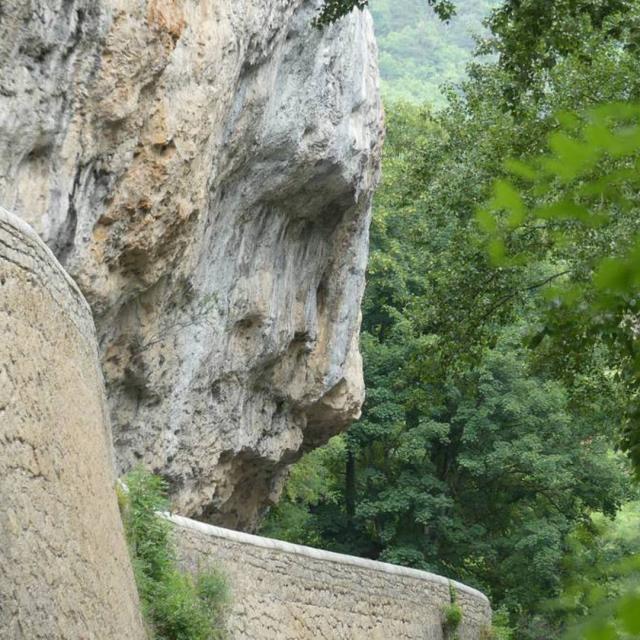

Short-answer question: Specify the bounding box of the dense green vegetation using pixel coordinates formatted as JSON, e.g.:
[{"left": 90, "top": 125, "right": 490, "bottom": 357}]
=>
[
  {"left": 266, "top": 1, "right": 640, "bottom": 638},
  {"left": 370, "top": 0, "right": 498, "bottom": 105},
  {"left": 119, "top": 469, "right": 229, "bottom": 640},
  {"left": 318, "top": 0, "right": 496, "bottom": 106},
  {"left": 264, "top": 101, "right": 636, "bottom": 637}
]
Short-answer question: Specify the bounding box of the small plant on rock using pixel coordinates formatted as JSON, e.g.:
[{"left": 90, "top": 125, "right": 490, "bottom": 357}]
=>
[{"left": 442, "top": 582, "right": 463, "bottom": 640}]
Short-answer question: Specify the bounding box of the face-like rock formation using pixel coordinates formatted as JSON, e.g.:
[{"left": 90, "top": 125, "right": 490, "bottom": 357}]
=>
[{"left": 0, "top": 0, "right": 382, "bottom": 529}]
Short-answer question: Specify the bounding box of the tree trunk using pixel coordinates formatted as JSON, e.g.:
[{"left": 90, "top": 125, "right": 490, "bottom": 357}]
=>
[{"left": 346, "top": 447, "right": 356, "bottom": 525}]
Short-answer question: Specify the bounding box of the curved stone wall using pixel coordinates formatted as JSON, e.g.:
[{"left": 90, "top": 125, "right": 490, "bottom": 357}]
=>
[
  {"left": 170, "top": 514, "right": 492, "bottom": 639},
  {"left": 0, "top": 207, "right": 145, "bottom": 639}
]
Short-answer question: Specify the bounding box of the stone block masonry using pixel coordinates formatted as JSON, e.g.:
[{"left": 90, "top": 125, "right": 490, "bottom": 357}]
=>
[
  {"left": 0, "top": 207, "right": 146, "bottom": 639},
  {"left": 170, "top": 514, "right": 492, "bottom": 639}
]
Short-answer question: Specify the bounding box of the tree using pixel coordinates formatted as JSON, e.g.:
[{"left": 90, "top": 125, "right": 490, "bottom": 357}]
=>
[
  {"left": 315, "top": 0, "right": 455, "bottom": 26},
  {"left": 481, "top": 100, "right": 640, "bottom": 470},
  {"left": 479, "top": 0, "right": 633, "bottom": 98},
  {"left": 480, "top": 100, "right": 640, "bottom": 640},
  {"left": 368, "top": 0, "right": 498, "bottom": 105}
]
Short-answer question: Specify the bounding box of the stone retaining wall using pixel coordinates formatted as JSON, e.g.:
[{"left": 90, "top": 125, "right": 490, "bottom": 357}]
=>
[
  {"left": 0, "top": 207, "right": 145, "bottom": 639},
  {"left": 170, "top": 514, "right": 492, "bottom": 640}
]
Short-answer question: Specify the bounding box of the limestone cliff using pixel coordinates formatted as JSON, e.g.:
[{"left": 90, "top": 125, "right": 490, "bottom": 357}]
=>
[{"left": 0, "top": 0, "right": 383, "bottom": 528}]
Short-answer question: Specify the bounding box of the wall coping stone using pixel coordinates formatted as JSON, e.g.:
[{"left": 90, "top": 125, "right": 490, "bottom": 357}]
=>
[
  {"left": 166, "top": 513, "right": 490, "bottom": 605},
  {"left": 0, "top": 206, "right": 88, "bottom": 309}
]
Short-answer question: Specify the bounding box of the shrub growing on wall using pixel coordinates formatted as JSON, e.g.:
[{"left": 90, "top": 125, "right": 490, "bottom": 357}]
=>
[
  {"left": 118, "top": 468, "right": 230, "bottom": 640},
  {"left": 442, "top": 583, "right": 463, "bottom": 640}
]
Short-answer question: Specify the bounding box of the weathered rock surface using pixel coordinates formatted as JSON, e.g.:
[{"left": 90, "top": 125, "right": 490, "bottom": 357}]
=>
[
  {"left": 171, "top": 514, "right": 493, "bottom": 639},
  {"left": 0, "top": 0, "right": 383, "bottom": 528},
  {"left": 0, "top": 207, "right": 146, "bottom": 639}
]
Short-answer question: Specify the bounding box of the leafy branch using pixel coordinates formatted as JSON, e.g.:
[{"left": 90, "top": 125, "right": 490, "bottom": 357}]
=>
[{"left": 314, "top": 0, "right": 455, "bottom": 27}]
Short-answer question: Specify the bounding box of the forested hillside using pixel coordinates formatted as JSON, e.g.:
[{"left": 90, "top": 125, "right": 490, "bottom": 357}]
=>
[
  {"left": 370, "top": 0, "right": 498, "bottom": 104},
  {"left": 264, "top": 2, "right": 640, "bottom": 639}
]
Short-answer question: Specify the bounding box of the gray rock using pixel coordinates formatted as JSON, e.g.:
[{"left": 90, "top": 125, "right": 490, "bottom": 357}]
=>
[{"left": 0, "top": 0, "right": 383, "bottom": 529}]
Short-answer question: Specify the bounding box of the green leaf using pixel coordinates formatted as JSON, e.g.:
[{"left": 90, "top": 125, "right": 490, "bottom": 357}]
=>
[
  {"left": 477, "top": 208, "right": 498, "bottom": 233},
  {"left": 488, "top": 238, "right": 506, "bottom": 265},
  {"left": 492, "top": 180, "right": 526, "bottom": 224},
  {"left": 618, "top": 593, "right": 640, "bottom": 634},
  {"left": 593, "top": 258, "right": 629, "bottom": 293},
  {"left": 583, "top": 621, "right": 616, "bottom": 640},
  {"left": 533, "top": 200, "right": 594, "bottom": 224},
  {"left": 504, "top": 158, "right": 538, "bottom": 181}
]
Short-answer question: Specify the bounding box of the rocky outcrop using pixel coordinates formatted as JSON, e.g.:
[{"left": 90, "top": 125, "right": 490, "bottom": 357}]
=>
[
  {"left": 0, "top": 207, "right": 146, "bottom": 639},
  {"left": 0, "top": 0, "right": 383, "bottom": 529}
]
